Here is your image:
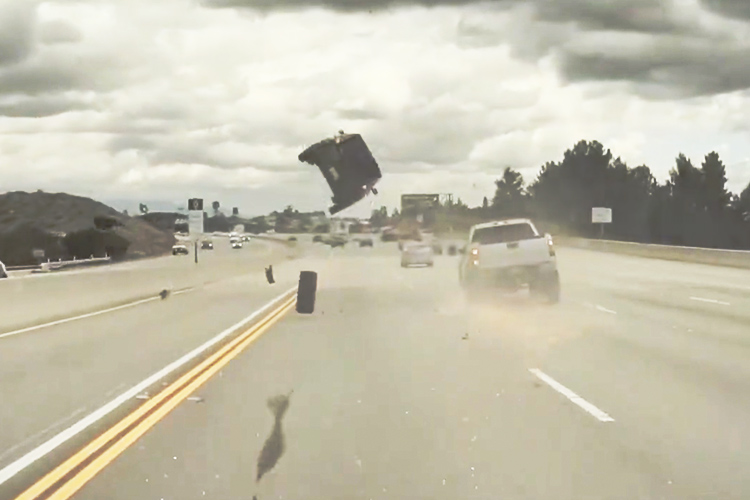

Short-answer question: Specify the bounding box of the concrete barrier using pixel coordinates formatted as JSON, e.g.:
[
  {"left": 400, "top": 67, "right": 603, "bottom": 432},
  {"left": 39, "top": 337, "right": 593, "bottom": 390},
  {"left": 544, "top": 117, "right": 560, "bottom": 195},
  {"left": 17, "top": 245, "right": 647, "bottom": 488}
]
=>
[{"left": 558, "top": 237, "right": 750, "bottom": 270}]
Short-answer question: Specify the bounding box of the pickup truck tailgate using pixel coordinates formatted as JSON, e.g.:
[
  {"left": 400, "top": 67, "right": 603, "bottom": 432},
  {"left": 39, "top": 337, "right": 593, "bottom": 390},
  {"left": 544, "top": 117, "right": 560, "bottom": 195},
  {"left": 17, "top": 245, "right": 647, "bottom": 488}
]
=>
[{"left": 476, "top": 238, "right": 550, "bottom": 268}]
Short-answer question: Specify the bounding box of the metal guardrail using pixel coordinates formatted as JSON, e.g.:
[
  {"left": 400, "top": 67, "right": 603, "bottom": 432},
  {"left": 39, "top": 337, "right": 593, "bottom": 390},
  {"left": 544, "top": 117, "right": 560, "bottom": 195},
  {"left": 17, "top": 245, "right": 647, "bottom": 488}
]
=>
[
  {"left": 6, "top": 264, "right": 42, "bottom": 271},
  {"left": 37, "top": 256, "right": 112, "bottom": 272}
]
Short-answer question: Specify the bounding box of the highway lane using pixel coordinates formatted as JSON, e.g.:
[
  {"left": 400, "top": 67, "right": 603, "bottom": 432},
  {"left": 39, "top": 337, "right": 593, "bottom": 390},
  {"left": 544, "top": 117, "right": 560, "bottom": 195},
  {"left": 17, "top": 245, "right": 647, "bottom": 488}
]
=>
[
  {"left": 0, "top": 238, "right": 293, "bottom": 334},
  {"left": 3, "top": 239, "right": 750, "bottom": 499}
]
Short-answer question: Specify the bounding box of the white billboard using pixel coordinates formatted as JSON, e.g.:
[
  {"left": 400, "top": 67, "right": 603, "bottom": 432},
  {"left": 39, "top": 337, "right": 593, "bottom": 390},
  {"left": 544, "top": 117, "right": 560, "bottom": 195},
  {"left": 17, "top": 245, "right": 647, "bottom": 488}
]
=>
[{"left": 592, "top": 207, "right": 612, "bottom": 224}]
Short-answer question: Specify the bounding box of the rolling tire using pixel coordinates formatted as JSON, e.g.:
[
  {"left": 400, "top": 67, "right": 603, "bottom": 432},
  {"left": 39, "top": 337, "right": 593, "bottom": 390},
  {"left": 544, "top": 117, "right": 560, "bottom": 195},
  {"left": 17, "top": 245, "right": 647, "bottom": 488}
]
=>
[{"left": 296, "top": 271, "right": 317, "bottom": 314}]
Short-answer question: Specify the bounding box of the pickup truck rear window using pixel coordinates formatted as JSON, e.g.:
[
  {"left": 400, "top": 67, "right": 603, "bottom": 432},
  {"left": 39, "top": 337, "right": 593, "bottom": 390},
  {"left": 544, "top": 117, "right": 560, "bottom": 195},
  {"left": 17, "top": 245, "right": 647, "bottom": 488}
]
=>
[{"left": 471, "top": 223, "right": 537, "bottom": 244}]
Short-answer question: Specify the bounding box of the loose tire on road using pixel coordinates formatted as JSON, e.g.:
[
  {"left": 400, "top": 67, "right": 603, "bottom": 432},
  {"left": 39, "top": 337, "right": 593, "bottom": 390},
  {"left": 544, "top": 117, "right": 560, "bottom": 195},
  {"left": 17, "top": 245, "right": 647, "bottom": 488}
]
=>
[{"left": 296, "top": 271, "right": 317, "bottom": 314}]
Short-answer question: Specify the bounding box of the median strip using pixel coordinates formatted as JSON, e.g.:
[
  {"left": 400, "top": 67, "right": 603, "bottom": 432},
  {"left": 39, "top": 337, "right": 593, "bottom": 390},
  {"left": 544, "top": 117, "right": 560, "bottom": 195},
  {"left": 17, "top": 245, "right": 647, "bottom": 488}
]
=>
[{"left": 0, "top": 287, "right": 296, "bottom": 490}]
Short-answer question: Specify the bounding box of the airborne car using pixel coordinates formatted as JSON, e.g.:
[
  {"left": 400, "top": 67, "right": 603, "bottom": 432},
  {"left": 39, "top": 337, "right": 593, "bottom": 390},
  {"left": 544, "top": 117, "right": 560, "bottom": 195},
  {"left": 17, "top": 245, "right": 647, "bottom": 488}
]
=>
[{"left": 298, "top": 131, "right": 382, "bottom": 215}]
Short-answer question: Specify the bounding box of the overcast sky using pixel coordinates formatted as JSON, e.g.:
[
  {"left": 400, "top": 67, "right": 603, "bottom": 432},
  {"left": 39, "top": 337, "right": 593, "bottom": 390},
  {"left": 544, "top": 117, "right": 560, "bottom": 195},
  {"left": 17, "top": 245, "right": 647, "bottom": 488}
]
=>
[{"left": 1, "top": 0, "right": 750, "bottom": 217}]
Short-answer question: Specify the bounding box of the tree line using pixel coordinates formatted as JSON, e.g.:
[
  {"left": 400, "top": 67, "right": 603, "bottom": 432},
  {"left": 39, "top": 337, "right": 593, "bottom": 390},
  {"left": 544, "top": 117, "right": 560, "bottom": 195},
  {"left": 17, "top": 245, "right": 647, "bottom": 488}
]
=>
[{"left": 372, "top": 140, "right": 750, "bottom": 249}]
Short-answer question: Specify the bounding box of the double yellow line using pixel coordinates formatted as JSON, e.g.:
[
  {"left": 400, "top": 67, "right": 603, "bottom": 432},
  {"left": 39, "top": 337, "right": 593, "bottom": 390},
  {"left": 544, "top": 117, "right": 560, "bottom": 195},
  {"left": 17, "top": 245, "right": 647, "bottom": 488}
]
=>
[{"left": 14, "top": 294, "right": 296, "bottom": 500}]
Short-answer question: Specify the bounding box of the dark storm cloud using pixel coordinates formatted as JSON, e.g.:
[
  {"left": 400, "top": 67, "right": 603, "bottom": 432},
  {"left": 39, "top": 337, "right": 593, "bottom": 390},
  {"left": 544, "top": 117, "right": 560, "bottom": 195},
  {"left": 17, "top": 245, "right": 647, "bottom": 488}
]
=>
[
  {"left": 534, "top": 0, "right": 686, "bottom": 34},
  {"left": 203, "top": 0, "right": 507, "bottom": 11},
  {"left": 558, "top": 41, "right": 750, "bottom": 98},
  {"left": 0, "top": 53, "right": 130, "bottom": 96},
  {"left": 206, "top": 0, "right": 683, "bottom": 34},
  {"left": 0, "top": 63, "right": 87, "bottom": 95},
  {"left": 0, "top": 3, "right": 36, "bottom": 66},
  {"left": 699, "top": 0, "right": 750, "bottom": 20},
  {"left": 0, "top": 95, "right": 90, "bottom": 117}
]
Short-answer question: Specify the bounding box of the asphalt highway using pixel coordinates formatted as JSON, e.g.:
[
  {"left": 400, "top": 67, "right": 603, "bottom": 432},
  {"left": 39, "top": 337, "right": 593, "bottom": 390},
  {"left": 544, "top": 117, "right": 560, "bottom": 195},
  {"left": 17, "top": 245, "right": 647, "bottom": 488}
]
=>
[{"left": 2, "top": 236, "right": 750, "bottom": 499}]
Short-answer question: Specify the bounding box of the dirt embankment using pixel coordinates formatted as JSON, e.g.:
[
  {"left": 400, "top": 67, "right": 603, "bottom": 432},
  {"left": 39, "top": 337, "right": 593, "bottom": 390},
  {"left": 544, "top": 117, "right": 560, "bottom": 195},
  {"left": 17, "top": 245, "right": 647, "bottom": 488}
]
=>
[{"left": 0, "top": 191, "right": 175, "bottom": 266}]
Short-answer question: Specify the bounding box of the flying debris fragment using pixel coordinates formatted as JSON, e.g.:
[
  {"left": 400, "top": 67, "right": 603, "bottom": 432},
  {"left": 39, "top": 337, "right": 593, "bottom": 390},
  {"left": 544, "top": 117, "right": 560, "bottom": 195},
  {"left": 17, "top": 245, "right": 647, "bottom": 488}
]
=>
[{"left": 298, "top": 131, "right": 382, "bottom": 215}]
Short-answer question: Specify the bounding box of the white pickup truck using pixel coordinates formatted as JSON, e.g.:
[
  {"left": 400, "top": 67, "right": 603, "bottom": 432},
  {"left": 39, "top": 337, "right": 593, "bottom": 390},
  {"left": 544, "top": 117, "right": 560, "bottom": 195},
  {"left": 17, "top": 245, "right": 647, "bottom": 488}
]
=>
[{"left": 458, "top": 218, "right": 560, "bottom": 302}]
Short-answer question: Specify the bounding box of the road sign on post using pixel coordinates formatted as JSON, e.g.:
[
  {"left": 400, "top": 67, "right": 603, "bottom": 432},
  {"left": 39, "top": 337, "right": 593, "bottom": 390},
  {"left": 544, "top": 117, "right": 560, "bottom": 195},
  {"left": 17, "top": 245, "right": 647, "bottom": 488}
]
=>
[
  {"left": 188, "top": 198, "right": 204, "bottom": 236},
  {"left": 592, "top": 207, "right": 612, "bottom": 224},
  {"left": 592, "top": 207, "right": 612, "bottom": 239},
  {"left": 188, "top": 198, "right": 204, "bottom": 263}
]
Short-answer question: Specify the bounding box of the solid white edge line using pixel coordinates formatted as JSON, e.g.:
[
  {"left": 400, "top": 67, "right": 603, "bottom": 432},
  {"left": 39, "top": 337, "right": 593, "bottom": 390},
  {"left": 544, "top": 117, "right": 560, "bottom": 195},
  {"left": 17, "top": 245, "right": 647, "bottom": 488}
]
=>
[
  {"left": 529, "top": 368, "right": 615, "bottom": 423},
  {"left": 0, "top": 287, "right": 200, "bottom": 340},
  {"left": 595, "top": 305, "right": 617, "bottom": 315},
  {"left": 0, "top": 297, "right": 159, "bottom": 340},
  {"left": 690, "top": 296, "right": 730, "bottom": 306},
  {"left": 0, "top": 286, "right": 296, "bottom": 486}
]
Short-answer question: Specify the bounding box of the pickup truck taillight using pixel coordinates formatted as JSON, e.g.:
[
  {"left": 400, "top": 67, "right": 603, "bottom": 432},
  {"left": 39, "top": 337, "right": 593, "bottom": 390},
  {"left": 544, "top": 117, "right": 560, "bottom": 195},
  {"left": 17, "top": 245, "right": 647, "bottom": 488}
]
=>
[
  {"left": 469, "top": 247, "right": 480, "bottom": 266},
  {"left": 547, "top": 237, "right": 556, "bottom": 257}
]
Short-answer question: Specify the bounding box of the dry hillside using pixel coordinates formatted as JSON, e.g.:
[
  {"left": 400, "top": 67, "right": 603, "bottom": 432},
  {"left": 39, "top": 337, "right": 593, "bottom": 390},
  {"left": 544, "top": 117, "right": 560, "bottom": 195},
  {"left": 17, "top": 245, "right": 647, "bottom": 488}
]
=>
[{"left": 0, "top": 191, "right": 175, "bottom": 265}]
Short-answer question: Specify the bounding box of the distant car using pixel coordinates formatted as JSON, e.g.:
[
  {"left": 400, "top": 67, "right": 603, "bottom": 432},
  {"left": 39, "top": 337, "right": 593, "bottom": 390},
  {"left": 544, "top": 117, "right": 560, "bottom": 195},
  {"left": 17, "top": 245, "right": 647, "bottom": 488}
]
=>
[
  {"left": 242, "top": 235, "right": 250, "bottom": 242},
  {"left": 201, "top": 240, "right": 213, "bottom": 250},
  {"left": 447, "top": 244, "right": 458, "bottom": 256},
  {"left": 359, "top": 238, "right": 373, "bottom": 247},
  {"left": 172, "top": 244, "right": 189, "bottom": 256},
  {"left": 381, "top": 231, "right": 398, "bottom": 242},
  {"left": 0, "top": 260, "right": 7, "bottom": 278},
  {"left": 288, "top": 236, "right": 298, "bottom": 242},
  {"left": 401, "top": 242, "right": 434, "bottom": 268},
  {"left": 431, "top": 242, "right": 443, "bottom": 255},
  {"left": 327, "top": 236, "right": 347, "bottom": 248},
  {"left": 231, "top": 241, "right": 243, "bottom": 249},
  {"left": 313, "top": 235, "right": 324, "bottom": 243}
]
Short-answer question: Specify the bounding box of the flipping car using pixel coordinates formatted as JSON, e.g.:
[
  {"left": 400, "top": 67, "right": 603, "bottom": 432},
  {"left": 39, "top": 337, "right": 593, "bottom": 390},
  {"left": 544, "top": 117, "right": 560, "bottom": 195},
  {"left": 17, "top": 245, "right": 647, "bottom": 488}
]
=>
[{"left": 298, "top": 131, "right": 381, "bottom": 215}]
